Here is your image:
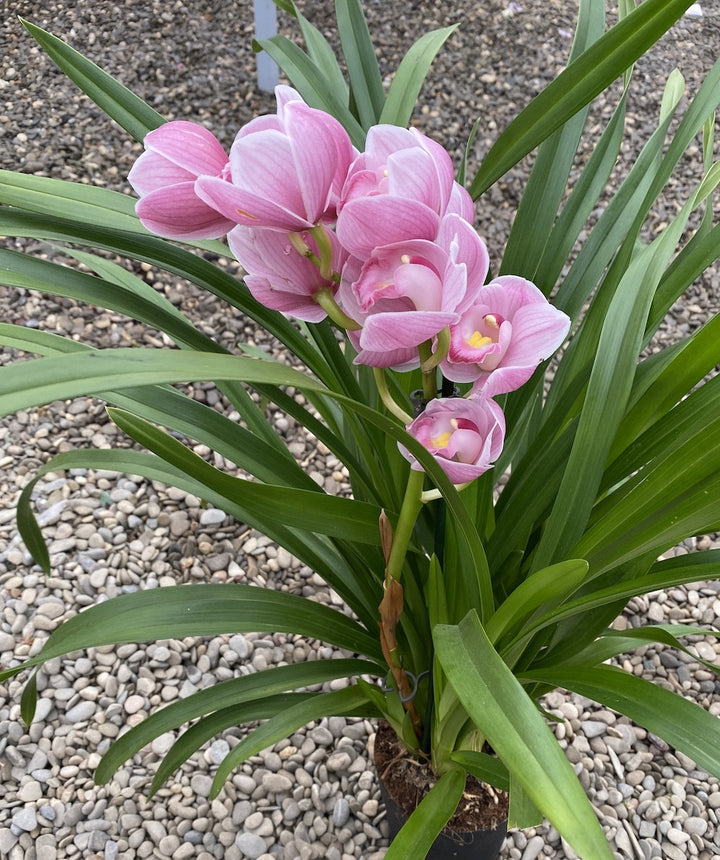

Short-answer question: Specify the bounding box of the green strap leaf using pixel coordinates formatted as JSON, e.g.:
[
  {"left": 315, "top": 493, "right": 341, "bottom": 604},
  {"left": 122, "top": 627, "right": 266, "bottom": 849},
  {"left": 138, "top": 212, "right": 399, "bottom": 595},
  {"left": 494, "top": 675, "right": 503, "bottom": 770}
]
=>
[
  {"left": 500, "top": 0, "right": 605, "bottom": 277},
  {"left": 379, "top": 26, "right": 457, "bottom": 128},
  {"left": 294, "top": 6, "right": 349, "bottom": 104},
  {"left": 469, "top": 0, "right": 697, "bottom": 197},
  {"left": 449, "top": 750, "right": 510, "bottom": 793},
  {"left": 383, "top": 769, "right": 467, "bottom": 860},
  {"left": 107, "top": 407, "right": 384, "bottom": 546},
  {"left": 148, "top": 693, "right": 317, "bottom": 796},
  {"left": 511, "top": 551, "right": 720, "bottom": 649},
  {"left": 0, "top": 349, "right": 324, "bottom": 416},
  {"left": 254, "top": 34, "right": 365, "bottom": 147},
  {"left": 95, "top": 659, "right": 379, "bottom": 784},
  {"left": 485, "top": 560, "right": 589, "bottom": 648},
  {"left": 0, "top": 584, "right": 383, "bottom": 686},
  {"left": 335, "top": 0, "right": 385, "bottom": 128},
  {"left": 532, "top": 164, "right": 720, "bottom": 571},
  {"left": 21, "top": 18, "right": 165, "bottom": 141},
  {"left": 0, "top": 170, "right": 148, "bottom": 235},
  {"left": 210, "top": 685, "right": 377, "bottom": 796},
  {"left": 434, "top": 612, "right": 614, "bottom": 860},
  {"left": 521, "top": 664, "right": 720, "bottom": 779},
  {"left": 564, "top": 625, "right": 720, "bottom": 672}
]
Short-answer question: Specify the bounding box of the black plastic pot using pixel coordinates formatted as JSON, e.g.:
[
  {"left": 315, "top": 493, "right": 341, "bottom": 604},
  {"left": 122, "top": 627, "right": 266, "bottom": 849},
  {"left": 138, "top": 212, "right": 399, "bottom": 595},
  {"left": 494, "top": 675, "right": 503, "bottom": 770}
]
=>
[{"left": 378, "top": 775, "right": 508, "bottom": 859}]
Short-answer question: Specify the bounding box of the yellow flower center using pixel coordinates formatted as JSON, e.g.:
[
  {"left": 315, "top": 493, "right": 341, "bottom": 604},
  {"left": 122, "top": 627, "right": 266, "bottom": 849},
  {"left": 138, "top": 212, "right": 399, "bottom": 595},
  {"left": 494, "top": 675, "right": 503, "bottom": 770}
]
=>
[
  {"left": 432, "top": 431, "right": 452, "bottom": 448},
  {"left": 467, "top": 331, "right": 493, "bottom": 349}
]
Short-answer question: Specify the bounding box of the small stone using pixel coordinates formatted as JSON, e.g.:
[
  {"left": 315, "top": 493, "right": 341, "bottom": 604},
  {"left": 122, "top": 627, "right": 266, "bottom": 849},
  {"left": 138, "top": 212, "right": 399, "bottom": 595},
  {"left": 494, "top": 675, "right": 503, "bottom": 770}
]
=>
[
  {"left": 200, "top": 507, "right": 227, "bottom": 526},
  {"left": 262, "top": 772, "right": 293, "bottom": 794},
  {"left": 63, "top": 701, "right": 96, "bottom": 723},
  {"left": 151, "top": 732, "right": 175, "bottom": 756},
  {"left": 580, "top": 720, "right": 607, "bottom": 739},
  {"left": 326, "top": 751, "right": 352, "bottom": 772},
  {"left": 11, "top": 808, "right": 37, "bottom": 832},
  {"left": 124, "top": 695, "right": 145, "bottom": 715},
  {"left": 35, "top": 834, "right": 57, "bottom": 860},
  {"left": 0, "top": 829, "right": 18, "bottom": 855},
  {"left": 332, "top": 798, "right": 350, "bottom": 827},
  {"left": 37, "top": 805, "right": 56, "bottom": 822},
  {"left": 190, "top": 774, "right": 213, "bottom": 797},
  {"left": 18, "top": 781, "right": 43, "bottom": 802},
  {"left": 667, "top": 827, "right": 690, "bottom": 845},
  {"left": 0, "top": 632, "right": 16, "bottom": 651},
  {"left": 684, "top": 817, "right": 708, "bottom": 836},
  {"left": 235, "top": 832, "right": 267, "bottom": 859},
  {"left": 208, "top": 738, "right": 230, "bottom": 765},
  {"left": 521, "top": 835, "right": 545, "bottom": 860}
]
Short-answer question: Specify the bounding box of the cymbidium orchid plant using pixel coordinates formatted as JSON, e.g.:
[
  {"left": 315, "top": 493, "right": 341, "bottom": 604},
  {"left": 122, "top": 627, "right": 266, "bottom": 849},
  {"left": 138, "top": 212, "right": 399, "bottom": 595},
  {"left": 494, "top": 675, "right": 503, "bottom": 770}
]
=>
[{"left": 2, "top": 1, "right": 720, "bottom": 857}]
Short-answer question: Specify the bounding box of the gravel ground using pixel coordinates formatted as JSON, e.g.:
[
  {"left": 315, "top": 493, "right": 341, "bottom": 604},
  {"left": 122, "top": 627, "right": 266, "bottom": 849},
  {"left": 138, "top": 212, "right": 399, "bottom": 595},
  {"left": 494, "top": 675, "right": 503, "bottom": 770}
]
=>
[{"left": 1, "top": 1, "right": 720, "bottom": 859}]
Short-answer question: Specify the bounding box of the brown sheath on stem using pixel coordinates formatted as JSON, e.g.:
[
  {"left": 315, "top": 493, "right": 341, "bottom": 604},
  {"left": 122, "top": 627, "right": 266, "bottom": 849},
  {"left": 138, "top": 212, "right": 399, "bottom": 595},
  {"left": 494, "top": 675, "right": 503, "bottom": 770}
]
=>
[{"left": 379, "top": 577, "right": 422, "bottom": 737}]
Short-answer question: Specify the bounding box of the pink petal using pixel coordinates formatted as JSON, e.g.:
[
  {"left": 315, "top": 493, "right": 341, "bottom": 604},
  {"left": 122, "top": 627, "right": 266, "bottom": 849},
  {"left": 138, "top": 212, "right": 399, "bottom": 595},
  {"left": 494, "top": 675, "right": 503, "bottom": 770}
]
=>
[
  {"left": 195, "top": 175, "right": 309, "bottom": 230},
  {"left": 364, "top": 124, "right": 418, "bottom": 162},
  {"left": 447, "top": 182, "right": 475, "bottom": 221},
  {"left": 359, "top": 310, "right": 459, "bottom": 352},
  {"left": 284, "top": 101, "right": 343, "bottom": 224},
  {"left": 128, "top": 150, "right": 195, "bottom": 196},
  {"left": 336, "top": 197, "right": 440, "bottom": 258},
  {"left": 135, "top": 184, "right": 235, "bottom": 240},
  {"left": 498, "top": 303, "right": 571, "bottom": 369},
  {"left": 244, "top": 274, "right": 328, "bottom": 322},
  {"left": 437, "top": 214, "right": 490, "bottom": 300},
  {"left": 353, "top": 345, "right": 420, "bottom": 369},
  {"left": 386, "top": 147, "right": 448, "bottom": 211},
  {"left": 143, "top": 121, "right": 229, "bottom": 176}
]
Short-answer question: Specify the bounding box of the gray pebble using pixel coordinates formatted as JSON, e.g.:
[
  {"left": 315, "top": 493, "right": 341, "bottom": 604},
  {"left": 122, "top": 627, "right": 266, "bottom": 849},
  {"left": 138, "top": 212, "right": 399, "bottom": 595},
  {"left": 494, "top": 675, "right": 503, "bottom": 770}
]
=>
[
  {"left": 0, "top": 632, "right": 16, "bottom": 651},
  {"left": 332, "top": 798, "right": 350, "bottom": 827},
  {"left": 63, "top": 700, "right": 96, "bottom": 723},
  {"left": 207, "top": 738, "right": 230, "bottom": 765},
  {"left": 520, "top": 835, "right": 544, "bottom": 860},
  {"left": 235, "top": 832, "right": 267, "bottom": 858},
  {"left": 262, "top": 772, "right": 293, "bottom": 794},
  {"left": 11, "top": 808, "right": 37, "bottom": 833},
  {"left": 200, "top": 507, "right": 227, "bottom": 526},
  {"left": 37, "top": 804, "right": 56, "bottom": 822}
]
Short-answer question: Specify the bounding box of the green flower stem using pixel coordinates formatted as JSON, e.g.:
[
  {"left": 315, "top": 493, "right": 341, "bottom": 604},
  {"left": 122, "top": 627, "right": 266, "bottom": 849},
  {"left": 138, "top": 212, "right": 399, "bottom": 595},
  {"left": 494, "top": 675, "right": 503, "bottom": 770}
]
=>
[
  {"left": 418, "top": 340, "right": 438, "bottom": 402},
  {"left": 421, "top": 326, "right": 451, "bottom": 373},
  {"left": 287, "top": 231, "right": 321, "bottom": 267},
  {"left": 309, "top": 223, "right": 334, "bottom": 281},
  {"left": 373, "top": 368, "right": 413, "bottom": 424},
  {"left": 385, "top": 468, "right": 426, "bottom": 586},
  {"left": 421, "top": 482, "right": 470, "bottom": 503},
  {"left": 313, "top": 289, "right": 362, "bottom": 331}
]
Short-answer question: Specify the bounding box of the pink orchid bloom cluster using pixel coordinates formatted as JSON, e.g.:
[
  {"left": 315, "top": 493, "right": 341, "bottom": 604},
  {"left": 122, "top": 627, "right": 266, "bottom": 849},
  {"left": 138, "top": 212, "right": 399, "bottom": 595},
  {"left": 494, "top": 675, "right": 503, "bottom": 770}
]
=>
[{"left": 129, "top": 87, "right": 570, "bottom": 485}]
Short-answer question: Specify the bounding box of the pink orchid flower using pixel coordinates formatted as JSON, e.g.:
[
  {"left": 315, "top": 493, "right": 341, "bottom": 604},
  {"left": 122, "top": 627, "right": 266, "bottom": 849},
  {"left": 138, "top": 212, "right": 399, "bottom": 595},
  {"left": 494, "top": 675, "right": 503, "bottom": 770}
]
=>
[
  {"left": 227, "top": 225, "right": 346, "bottom": 322},
  {"left": 195, "top": 86, "right": 356, "bottom": 232},
  {"left": 339, "top": 215, "right": 489, "bottom": 368},
  {"left": 400, "top": 396, "right": 506, "bottom": 483},
  {"left": 440, "top": 275, "right": 571, "bottom": 397},
  {"left": 336, "top": 124, "right": 457, "bottom": 258},
  {"left": 128, "top": 121, "right": 236, "bottom": 240}
]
